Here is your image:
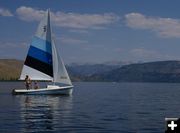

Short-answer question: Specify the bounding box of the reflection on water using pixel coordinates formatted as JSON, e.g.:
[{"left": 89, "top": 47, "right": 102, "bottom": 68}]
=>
[{"left": 19, "top": 95, "right": 73, "bottom": 133}]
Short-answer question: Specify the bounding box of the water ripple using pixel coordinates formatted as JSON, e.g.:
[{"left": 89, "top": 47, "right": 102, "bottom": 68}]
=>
[{"left": 1, "top": 82, "right": 180, "bottom": 132}]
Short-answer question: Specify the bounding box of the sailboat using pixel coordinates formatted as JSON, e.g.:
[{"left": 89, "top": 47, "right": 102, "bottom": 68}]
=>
[{"left": 12, "top": 10, "right": 73, "bottom": 95}]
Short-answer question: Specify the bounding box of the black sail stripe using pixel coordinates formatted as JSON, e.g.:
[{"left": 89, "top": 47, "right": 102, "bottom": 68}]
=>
[{"left": 25, "top": 56, "right": 53, "bottom": 77}]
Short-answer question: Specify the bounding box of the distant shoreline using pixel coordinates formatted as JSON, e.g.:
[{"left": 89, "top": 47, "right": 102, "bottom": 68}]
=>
[{"left": 1, "top": 59, "right": 180, "bottom": 82}]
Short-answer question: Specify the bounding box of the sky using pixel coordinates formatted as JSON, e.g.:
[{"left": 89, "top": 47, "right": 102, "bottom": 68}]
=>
[{"left": 1, "top": 0, "right": 180, "bottom": 64}]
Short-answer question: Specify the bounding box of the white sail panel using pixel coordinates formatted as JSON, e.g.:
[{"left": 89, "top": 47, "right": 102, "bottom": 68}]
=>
[
  {"left": 19, "top": 65, "right": 53, "bottom": 81},
  {"left": 52, "top": 40, "right": 72, "bottom": 85},
  {"left": 35, "top": 10, "right": 51, "bottom": 42}
]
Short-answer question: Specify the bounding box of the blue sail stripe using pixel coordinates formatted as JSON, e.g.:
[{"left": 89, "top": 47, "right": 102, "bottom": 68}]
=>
[
  {"left": 31, "top": 36, "right": 52, "bottom": 54},
  {"left": 28, "top": 46, "right": 52, "bottom": 65}
]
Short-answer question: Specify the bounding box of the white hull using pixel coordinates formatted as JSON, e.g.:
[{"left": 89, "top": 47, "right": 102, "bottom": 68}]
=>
[{"left": 12, "top": 85, "right": 73, "bottom": 95}]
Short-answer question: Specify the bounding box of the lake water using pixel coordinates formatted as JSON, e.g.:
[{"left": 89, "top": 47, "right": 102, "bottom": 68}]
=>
[{"left": 0, "top": 82, "right": 180, "bottom": 133}]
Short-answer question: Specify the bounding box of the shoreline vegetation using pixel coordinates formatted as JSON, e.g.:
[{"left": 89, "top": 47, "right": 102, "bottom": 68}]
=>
[
  {"left": 2, "top": 59, "right": 180, "bottom": 82},
  {"left": 0, "top": 59, "right": 23, "bottom": 81}
]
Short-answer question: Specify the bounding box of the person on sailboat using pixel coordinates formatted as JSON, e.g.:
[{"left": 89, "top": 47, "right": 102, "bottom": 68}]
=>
[
  {"left": 25, "top": 75, "right": 31, "bottom": 90},
  {"left": 34, "top": 81, "right": 39, "bottom": 89}
]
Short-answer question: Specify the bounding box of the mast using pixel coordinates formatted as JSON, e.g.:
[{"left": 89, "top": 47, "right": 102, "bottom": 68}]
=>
[{"left": 47, "top": 9, "right": 54, "bottom": 83}]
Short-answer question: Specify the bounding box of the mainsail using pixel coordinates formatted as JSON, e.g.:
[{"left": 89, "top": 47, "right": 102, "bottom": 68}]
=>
[{"left": 20, "top": 10, "right": 72, "bottom": 85}]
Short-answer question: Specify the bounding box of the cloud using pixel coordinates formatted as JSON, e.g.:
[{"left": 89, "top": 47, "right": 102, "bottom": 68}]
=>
[
  {"left": 0, "top": 41, "right": 28, "bottom": 48},
  {"left": 16, "top": 6, "right": 120, "bottom": 29},
  {"left": 0, "top": 41, "right": 28, "bottom": 59},
  {"left": 114, "top": 48, "right": 123, "bottom": 52},
  {"left": 68, "top": 29, "right": 89, "bottom": 34},
  {"left": 51, "top": 12, "right": 119, "bottom": 29},
  {"left": 16, "top": 6, "right": 44, "bottom": 21},
  {"left": 129, "top": 48, "right": 175, "bottom": 61},
  {"left": 130, "top": 48, "right": 158, "bottom": 57},
  {"left": 0, "top": 8, "right": 13, "bottom": 17},
  {"left": 125, "top": 13, "right": 180, "bottom": 38},
  {"left": 59, "top": 36, "right": 88, "bottom": 44}
]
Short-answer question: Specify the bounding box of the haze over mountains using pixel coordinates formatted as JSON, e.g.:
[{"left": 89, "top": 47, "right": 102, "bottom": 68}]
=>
[{"left": 1, "top": 59, "right": 180, "bottom": 82}]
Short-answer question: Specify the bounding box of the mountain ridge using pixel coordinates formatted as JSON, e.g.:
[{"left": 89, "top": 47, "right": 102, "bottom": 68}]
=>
[
  {"left": 1, "top": 59, "right": 180, "bottom": 82},
  {"left": 87, "top": 60, "right": 180, "bottom": 82}
]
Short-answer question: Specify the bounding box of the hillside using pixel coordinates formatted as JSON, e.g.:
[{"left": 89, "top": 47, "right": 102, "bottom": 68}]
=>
[
  {"left": 0, "top": 59, "right": 23, "bottom": 80},
  {"left": 2, "top": 59, "right": 180, "bottom": 82},
  {"left": 0, "top": 59, "right": 120, "bottom": 81},
  {"left": 67, "top": 64, "right": 121, "bottom": 76},
  {"left": 89, "top": 61, "right": 180, "bottom": 82}
]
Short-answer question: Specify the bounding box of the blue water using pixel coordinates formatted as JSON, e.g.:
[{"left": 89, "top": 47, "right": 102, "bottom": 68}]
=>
[{"left": 0, "top": 82, "right": 180, "bottom": 133}]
